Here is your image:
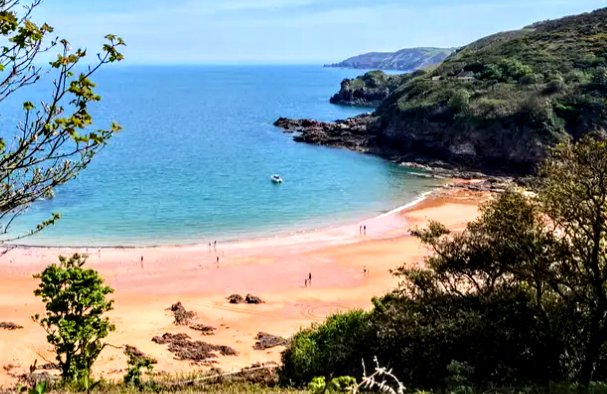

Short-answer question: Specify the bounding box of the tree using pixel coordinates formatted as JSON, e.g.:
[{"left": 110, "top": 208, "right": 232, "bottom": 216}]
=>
[
  {"left": 32, "top": 254, "right": 115, "bottom": 383},
  {"left": 387, "top": 190, "right": 564, "bottom": 387},
  {"left": 0, "top": 0, "right": 125, "bottom": 243},
  {"left": 401, "top": 135, "right": 607, "bottom": 386},
  {"left": 539, "top": 135, "right": 607, "bottom": 385}
]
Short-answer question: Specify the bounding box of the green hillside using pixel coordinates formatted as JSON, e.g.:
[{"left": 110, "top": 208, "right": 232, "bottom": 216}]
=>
[{"left": 371, "top": 7, "right": 607, "bottom": 173}]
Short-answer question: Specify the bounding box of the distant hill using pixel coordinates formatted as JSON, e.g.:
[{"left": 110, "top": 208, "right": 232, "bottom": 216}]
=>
[{"left": 325, "top": 47, "right": 456, "bottom": 71}]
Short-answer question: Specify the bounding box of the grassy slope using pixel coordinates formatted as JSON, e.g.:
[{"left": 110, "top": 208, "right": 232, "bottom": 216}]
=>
[{"left": 372, "top": 7, "right": 607, "bottom": 173}]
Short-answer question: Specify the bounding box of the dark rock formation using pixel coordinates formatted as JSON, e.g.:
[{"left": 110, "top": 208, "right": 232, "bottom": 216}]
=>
[
  {"left": 190, "top": 324, "right": 217, "bottom": 335},
  {"left": 245, "top": 294, "right": 263, "bottom": 304},
  {"left": 226, "top": 293, "right": 264, "bottom": 304},
  {"left": 227, "top": 294, "right": 244, "bottom": 304},
  {"left": 168, "top": 302, "right": 196, "bottom": 325},
  {"left": 152, "top": 333, "right": 237, "bottom": 362},
  {"left": 253, "top": 332, "right": 288, "bottom": 350},
  {"left": 274, "top": 114, "right": 376, "bottom": 153},
  {"left": 0, "top": 322, "right": 23, "bottom": 330}
]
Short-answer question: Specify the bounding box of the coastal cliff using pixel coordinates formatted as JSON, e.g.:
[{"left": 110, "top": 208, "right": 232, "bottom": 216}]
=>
[
  {"left": 279, "top": 7, "right": 607, "bottom": 175},
  {"left": 329, "top": 70, "right": 413, "bottom": 107}
]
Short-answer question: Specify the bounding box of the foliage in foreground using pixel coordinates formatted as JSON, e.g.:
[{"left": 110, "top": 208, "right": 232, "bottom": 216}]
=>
[
  {"left": 280, "top": 136, "right": 607, "bottom": 390},
  {"left": 0, "top": 0, "right": 124, "bottom": 243},
  {"left": 32, "top": 254, "right": 115, "bottom": 385}
]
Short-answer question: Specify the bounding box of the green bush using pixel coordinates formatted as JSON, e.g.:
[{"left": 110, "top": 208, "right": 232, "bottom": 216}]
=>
[
  {"left": 448, "top": 89, "right": 471, "bottom": 113},
  {"left": 279, "top": 310, "right": 375, "bottom": 387},
  {"left": 481, "top": 58, "right": 533, "bottom": 82},
  {"left": 123, "top": 350, "right": 157, "bottom": 389}
]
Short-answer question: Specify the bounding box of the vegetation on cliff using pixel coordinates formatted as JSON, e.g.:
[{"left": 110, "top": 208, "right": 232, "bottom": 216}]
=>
[
  {"left": 325, "top": 47, "right": 455, "bottom": 71},
  {"left": 370, "top": 7, "right": 607, "bottom": 173}
]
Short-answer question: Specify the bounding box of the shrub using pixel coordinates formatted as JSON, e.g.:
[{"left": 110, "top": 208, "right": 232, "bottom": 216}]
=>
[
  {"left": 448, "top": 89, "right": 471, "bottom": 113},
  {"left": 544, "top": 75, "right": 566, "bottom": 94},
  {"left": 592, "top": 66, "right": 607, "bottom": 86},
  {"left": 124, "top": 350, "right": 157, "bottom": 389},
  {"left": 279, "top": 310, "right": 375, "bottom": 387}
]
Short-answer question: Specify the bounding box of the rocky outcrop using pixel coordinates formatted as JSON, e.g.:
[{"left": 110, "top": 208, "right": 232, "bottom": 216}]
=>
[
  {"left": 152, "top": 332, "right": 237, "bottom": 362},
  {"left": 226, "top": 293, "right": 265, "bottom": 304},
  {"left": 274, "top": 113, "right": 540, "bottom": 176},
  {"left": 0, "top": 322, "right": 23, "bottom": 330},
  {"left": 168, "top": 301, "right": 196, "bottom": 325},
  {"left": 329, "top": 71, "right": 409, "bottom": 107},
  {"left": 190, "top": 324, "right": 217, "bottom": 335},
  {"left": 274, "top": 114, "right": 376, "bottom": 153},
  {"left": 253, "top": 332, "right": 288, "bottom": 350}
]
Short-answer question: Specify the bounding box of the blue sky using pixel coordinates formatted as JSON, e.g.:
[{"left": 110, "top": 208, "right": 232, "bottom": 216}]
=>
[{"left": 37, "top": 0, "right": 607, "bottom": 64}]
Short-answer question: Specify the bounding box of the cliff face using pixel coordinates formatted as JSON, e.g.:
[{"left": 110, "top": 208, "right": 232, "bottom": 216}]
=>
[
  {"left": 326, "top": 47, "right": 455, "bottom": 71},
  {"left": 281, "top": 7, "right": 607, "bottom": 175}
]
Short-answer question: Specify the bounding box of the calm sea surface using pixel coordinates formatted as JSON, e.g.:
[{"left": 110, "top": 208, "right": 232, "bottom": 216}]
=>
[{"left": 3, "top": 66, "right": 439, "bottom": 246}]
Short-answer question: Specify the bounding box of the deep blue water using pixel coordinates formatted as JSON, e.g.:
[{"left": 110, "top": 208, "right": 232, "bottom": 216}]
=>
[{"left": 3, "top": 66, "right": 438, "bottom": 246}]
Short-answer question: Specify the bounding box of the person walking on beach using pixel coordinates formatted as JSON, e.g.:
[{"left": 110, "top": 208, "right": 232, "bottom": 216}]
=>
[
  {"left": 304, "top": 278, "right": 308, "bottom": 287},
  {"left": 140, "top": 255, "right": 144, "bottom": 269},
  {"left": 363, "top": 266, "right": 367, "bottom": 277},
  {"left": 216, "top": 255, "right": 219, "bottom": 264},
  {"left": 363, "top": 225, "right": 367, "bottom": 235},
  {"left": 214, "top": 240, "right": 217, "bottom": 250},
  {"left": 308, "top": 272, "right": 312, "bottom": 286}
]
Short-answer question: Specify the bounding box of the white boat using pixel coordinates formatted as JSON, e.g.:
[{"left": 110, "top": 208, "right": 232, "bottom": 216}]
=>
[{"left": 271, "top": 174, "right": 283, "bottom": 183}]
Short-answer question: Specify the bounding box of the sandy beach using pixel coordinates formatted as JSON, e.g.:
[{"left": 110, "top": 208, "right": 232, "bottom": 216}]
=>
[{"left": 0, "top": 187, "right": 487, "bottom": 387}]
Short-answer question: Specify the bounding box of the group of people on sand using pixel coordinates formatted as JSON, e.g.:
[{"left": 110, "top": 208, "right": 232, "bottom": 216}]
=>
[
  {"left": 208, "top": 240, "right": 220, "bottom": 264},
  {"left": 359, "top": 224, "right": 367, "bottom": 235}
]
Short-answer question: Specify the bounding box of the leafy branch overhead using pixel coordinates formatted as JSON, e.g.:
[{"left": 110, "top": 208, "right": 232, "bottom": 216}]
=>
[{"left": 0, "top": 0, "right": 125, "bottom": 243}]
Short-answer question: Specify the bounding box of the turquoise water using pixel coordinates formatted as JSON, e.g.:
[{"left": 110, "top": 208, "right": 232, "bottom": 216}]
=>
[{"left": 4, "top": 66, "right": 438, "bottom": 246}]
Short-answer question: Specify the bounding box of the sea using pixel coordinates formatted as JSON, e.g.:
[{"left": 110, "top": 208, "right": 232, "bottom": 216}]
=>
[{"left": 2, "top": 65, "right": 440, "bottom": 246}]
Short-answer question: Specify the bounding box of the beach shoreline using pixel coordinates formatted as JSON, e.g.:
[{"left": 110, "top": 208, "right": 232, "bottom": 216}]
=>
[
  {"left": 0, "top": 185, "right": 488, "bottom": 387},
  {"left": 7, "top": 184, "right": 443, "bottom": 250}
]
